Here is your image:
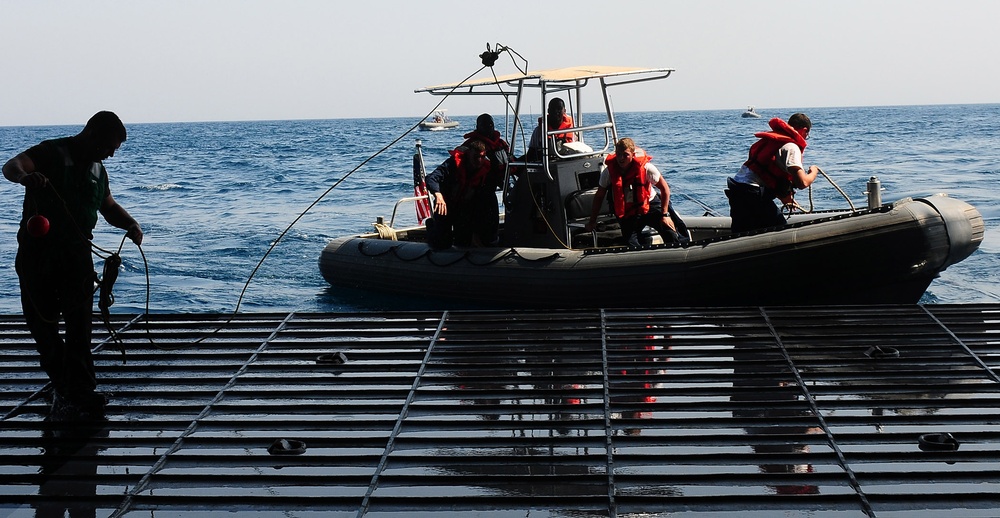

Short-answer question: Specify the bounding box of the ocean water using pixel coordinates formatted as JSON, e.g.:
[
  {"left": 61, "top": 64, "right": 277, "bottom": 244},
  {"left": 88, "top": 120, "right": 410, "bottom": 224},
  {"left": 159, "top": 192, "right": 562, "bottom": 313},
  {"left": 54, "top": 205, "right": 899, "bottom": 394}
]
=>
[{"left": 0, "top": 104, "right": 997, "bottom": 314}]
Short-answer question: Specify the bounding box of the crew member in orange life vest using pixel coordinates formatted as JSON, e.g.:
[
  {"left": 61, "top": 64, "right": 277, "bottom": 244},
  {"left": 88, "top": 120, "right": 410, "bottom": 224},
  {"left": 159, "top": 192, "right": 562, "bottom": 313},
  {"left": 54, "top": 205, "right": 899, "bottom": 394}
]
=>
[
  {"left": 424, "top": 140, "right": 501, "bottom": 249},
  {"left": 526, "top": 97, "right": 574, "bottom": 160},
  {"left": 726, "top": 113, "right": 820, "bottom": 233},
  {"left": 461, "top": 113, "right": 510, "bottom": 180},
  {"left": 584, "top": 138, "right": 687, "bottom": 247}
]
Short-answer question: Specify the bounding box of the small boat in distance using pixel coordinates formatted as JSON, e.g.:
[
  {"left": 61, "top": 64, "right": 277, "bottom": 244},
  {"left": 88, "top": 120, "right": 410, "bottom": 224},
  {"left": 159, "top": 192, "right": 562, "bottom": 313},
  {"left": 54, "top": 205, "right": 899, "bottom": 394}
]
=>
[
  {"left": 741, "top": 105, "right": 761, "bottom": 118},
  {"left": 419, "top": 109, "right": 459, "bottom": 130}
]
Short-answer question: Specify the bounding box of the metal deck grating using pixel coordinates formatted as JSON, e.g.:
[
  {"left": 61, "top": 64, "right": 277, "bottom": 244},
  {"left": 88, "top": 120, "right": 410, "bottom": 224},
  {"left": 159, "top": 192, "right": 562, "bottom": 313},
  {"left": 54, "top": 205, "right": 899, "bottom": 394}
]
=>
[{"left": 2, "top": 304, "right": 1000, "bottom": 517}]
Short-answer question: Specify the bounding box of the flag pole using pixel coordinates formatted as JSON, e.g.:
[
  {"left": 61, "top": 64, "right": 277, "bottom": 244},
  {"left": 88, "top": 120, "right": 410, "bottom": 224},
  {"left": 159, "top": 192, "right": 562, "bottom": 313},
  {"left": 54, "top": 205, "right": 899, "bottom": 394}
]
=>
[{"left": 413, "top": 139, "right": 435, "bottom": 224}]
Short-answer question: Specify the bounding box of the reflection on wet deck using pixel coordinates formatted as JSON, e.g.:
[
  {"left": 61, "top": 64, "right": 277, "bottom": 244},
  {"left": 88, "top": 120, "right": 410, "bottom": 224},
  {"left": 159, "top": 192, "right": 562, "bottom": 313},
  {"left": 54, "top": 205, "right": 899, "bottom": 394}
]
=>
[{"left": 2, "top": 304, "right": 1000, "bottom": 517}]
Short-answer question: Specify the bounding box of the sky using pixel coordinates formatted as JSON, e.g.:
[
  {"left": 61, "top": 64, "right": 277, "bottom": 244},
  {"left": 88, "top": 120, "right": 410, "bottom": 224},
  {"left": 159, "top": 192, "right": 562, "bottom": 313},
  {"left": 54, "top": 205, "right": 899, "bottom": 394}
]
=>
[{"left": 2, "top": 0, "right": 999, "bottom": 126}]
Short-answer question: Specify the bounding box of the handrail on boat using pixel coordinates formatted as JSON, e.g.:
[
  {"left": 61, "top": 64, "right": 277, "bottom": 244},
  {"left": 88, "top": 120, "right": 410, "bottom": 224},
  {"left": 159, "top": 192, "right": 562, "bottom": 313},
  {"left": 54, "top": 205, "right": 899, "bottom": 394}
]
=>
[
  {"left": 549, "top": 122, "right": 613, "bottom": 159},
  {"left": 537, "top": 122, "right": 613, "bottom": 179},
  {"left": 389, "top": 196, "right": 426, "bottom": 228}
]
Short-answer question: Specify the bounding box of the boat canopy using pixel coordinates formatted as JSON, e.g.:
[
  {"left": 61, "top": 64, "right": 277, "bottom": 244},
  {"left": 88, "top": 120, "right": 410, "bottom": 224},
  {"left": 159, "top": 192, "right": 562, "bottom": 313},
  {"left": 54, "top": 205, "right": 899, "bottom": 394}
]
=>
[
  {"left": 415, "top": 66, "right": 675, "bottom": 95},
  {"left": 415, "top": 65, "right": 675, "bottom": 174}
]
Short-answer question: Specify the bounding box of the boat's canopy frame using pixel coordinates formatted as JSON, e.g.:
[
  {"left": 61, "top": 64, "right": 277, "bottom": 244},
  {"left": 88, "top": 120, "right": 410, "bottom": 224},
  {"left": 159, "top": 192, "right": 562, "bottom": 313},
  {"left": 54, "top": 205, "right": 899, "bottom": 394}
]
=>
[{"left": 416, "top": 66, "right": 674, "bottom": 172}]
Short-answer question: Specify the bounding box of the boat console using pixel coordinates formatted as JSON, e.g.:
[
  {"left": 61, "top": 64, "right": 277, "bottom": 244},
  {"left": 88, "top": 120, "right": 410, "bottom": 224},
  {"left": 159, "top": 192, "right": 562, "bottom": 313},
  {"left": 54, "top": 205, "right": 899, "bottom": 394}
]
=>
[{"left": 503, "top": 152, "right": 611, "bottom": 248}]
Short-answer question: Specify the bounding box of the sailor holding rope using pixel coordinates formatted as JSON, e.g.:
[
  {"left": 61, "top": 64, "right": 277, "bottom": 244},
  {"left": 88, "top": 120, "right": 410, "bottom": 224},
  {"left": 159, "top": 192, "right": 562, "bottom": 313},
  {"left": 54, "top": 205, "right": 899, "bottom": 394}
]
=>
[{"left": 3, "top": 111, "right": 144, "bottom": 421}]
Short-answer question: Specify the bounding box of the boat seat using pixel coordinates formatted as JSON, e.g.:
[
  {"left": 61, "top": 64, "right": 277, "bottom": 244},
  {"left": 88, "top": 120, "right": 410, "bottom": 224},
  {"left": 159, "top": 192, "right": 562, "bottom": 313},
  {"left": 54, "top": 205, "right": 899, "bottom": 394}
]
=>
[{"left": 565, "top": 188, "right": 617, "bottom": 247}]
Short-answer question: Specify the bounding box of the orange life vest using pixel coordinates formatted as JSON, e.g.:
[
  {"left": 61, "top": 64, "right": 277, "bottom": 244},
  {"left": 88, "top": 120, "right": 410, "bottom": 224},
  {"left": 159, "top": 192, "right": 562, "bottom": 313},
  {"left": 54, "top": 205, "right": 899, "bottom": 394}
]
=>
[
  {"left": 450, "top": 148, "right": 492, "bottom": 199},
  {"left": 743, "top": 117, "right": 807, "bottom": 195},
  {"left": 462, "top": 129, "right": 509, "bottom": 154},
  {"left": 552, "top": 113, "right": 574, "bottom": 143},
  {"left": 605, "top": 148, "right": 653, "bottom": 218},
  {"left": 537, "top": 113, "right": 575, "bottom": 143}
]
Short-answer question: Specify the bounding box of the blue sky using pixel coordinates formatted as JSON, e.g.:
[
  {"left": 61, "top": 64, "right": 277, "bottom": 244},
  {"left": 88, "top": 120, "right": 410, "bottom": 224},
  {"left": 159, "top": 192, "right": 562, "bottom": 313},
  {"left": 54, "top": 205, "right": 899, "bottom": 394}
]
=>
[{"left": 2, "top": 0, "right": 998, "bottom": 126}]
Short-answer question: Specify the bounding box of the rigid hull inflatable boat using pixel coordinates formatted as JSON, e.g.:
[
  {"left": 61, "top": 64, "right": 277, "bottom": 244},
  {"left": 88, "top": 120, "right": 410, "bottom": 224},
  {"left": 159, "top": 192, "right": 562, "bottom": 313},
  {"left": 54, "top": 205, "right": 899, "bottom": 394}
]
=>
[
  {"left": 319, "top": 64, "right": 984, "bottom": 307},
  {"left": 320, "top": 193, "right": 982, "bottom": 307}
]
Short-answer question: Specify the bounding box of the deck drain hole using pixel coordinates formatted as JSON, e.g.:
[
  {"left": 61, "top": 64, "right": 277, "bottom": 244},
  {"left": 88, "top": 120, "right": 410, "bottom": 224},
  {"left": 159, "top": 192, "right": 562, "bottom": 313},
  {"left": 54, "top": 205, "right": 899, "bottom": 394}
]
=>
[
  {"left": 268, "top": 439, "right": 307, "bottom": 455},
  {"left": 317, "top": 351, "right": 348, "bottom": 365},
  {"left": 918, "top": 433, "right": 959, "bottom": 452},
  {"left": 864, "top": 345, "right": 900, "bottom": 359}
]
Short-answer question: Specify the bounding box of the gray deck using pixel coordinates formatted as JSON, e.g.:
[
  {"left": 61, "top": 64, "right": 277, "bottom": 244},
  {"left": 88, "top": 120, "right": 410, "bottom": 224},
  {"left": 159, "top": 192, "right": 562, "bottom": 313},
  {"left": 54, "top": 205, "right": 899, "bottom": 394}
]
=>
[{"left": 2, "top": 304, "right": 1000, "bottom": 517}]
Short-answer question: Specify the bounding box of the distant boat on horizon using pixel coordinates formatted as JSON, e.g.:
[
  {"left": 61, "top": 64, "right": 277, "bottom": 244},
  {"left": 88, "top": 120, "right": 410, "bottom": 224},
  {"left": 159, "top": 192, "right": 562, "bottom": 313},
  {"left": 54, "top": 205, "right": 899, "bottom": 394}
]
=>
[
  {"left": 419, "top": 109, "right": 459, "bottom": 131},
  {"left": 741, "top": 105, "right": 761, "bottom": 118}
]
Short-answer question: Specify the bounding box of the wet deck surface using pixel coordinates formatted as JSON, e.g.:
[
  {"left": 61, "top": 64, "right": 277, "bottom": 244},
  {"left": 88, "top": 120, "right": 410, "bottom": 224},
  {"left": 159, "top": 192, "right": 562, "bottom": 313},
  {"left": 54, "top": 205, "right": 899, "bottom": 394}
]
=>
[{"left": 2, "top": 304, "right": 1000, "bottom": 517}]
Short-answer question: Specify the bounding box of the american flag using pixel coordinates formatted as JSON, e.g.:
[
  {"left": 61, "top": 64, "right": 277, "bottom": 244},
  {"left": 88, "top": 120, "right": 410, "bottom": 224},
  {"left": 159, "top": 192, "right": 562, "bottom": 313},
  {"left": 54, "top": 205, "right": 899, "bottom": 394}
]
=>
[{"left": 413, "top": 151, "right": 432, "bottom": 224}]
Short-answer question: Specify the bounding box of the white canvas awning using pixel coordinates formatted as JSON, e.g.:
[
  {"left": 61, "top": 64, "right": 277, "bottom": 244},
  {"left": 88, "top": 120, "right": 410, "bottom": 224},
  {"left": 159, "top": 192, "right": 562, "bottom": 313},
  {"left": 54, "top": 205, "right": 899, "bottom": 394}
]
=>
[{"left": 415, "top": 66, "right": 674, "bottom": 95}]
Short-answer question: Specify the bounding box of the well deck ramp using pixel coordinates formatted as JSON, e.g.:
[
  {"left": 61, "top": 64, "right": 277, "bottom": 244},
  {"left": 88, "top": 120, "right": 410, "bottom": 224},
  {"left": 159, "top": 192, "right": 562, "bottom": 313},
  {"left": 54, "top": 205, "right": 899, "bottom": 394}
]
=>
[{"left": 2, "top": 304, "right": 1000, "bottom": 517}]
